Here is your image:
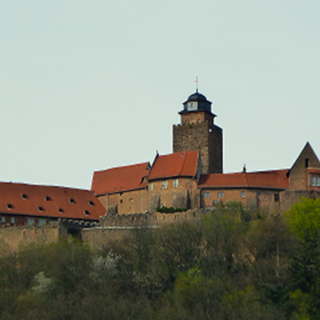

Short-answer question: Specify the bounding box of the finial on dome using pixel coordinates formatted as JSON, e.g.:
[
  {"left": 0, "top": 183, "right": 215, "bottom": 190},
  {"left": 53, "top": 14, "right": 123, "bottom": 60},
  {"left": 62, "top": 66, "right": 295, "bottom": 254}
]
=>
[{"left": 194, "top": 77, "right": 198, "bottom": 92}]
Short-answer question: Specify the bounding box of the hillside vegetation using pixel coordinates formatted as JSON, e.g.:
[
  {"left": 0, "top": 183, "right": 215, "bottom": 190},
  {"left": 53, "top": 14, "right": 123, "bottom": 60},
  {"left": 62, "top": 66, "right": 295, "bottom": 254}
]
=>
[{"left": 0, "top": 198, "right": 320, "bottom": 319}]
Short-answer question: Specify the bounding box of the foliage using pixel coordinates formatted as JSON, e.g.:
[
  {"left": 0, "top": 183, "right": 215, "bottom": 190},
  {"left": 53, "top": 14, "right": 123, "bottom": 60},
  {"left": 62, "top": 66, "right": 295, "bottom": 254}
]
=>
[{"left": 1, "top": 199, "right": 320, "bottom": 318}]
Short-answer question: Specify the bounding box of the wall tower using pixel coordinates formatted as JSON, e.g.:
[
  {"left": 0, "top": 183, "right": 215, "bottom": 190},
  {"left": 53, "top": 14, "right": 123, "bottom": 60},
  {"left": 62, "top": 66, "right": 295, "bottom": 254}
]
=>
[{"left": 173, "top": 91, "right": 223, "bottom": 174}]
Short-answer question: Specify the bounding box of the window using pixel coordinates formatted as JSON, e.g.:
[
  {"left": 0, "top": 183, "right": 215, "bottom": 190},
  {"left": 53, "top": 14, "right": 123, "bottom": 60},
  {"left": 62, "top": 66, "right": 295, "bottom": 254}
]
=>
[
  {"left": 38, "top": 206, "right": 44, "bottom": 212},
  {"left": 317, "top": 177, "right": 320, "bottom": 186},
  {"left": 161, "top": 203, "right": 165, "bottom": 208},
  {"left": 150, "top": 183, "right": 153, "bottom": 191},
  {"left": 274, "top": 193, "right": 280, "bottom": 202},
  {"left": 84, "top": 210, "right": 90, "bottom": 216},
  {"left": 39, "top": 219, "right": 46, "bottom": 226},
  {"left": 1, "top": 217, "right": 5, "bottom": 223},
  {"left": 173, "top": 179, "right": 179, "bottom": 188},
  {"left": 218, "top": 192, "right": 224, "bottom": 198},
  {"left": 203, "top": 192, "right": 210, "bottom": 198},
  {"left": 21, "top": 194, "right": 27, "bottom": 200},
  {"left": 162, "top": 181, "right": 168, "bottom": 190},
  {"left": 69, "top": 198, "right": 75, "bottom": 204},
  {"left": 241, "top": 191, "right": 246, "bottom": 198},
  {"left": 11, "top": 217, "right": 14, "bottom": 225},
  {"left": 305, "top": 158, "right": 309, "bottom": 168},
  {"left": 58, "top": 208, "right": 64, "bottom": 213},
  {"left": 27, "top": 219, "right": 35, "bottom": 226},
  {"left": 88, "top": 201, "right": 95, "bottom": 206},
  {"left": 129, "top": 198, "right": 133, "bottom": 202},
  {"left": 45, "top": 196, "right": 51, "bottom": 201},
  {"left": 7, "top": 204, "right": 13, "bottom": 210}
]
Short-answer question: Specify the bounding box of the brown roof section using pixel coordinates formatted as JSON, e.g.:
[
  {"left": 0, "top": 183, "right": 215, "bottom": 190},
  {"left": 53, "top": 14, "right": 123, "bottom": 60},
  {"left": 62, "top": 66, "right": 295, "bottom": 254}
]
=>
[
  {"left": 307, "top": 168, "right": 320, "bottom": 174},
  {"left": 148, "top": 151, "right": 199, "bottom": 180},
  {"left": 91, "top": 162, "right": 150, "bottom": 195},
  {"left": 198, "top": 169, "right": 289, "bottom": 190},
  {"left": 0, "top": 182, "right": 105, "bottom": 220}
]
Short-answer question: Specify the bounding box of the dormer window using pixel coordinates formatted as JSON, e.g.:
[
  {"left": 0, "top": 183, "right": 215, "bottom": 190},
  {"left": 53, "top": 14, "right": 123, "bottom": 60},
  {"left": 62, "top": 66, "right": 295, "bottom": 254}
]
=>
[
  {"left": 7, "top": 204, "right": 13, "bottom": 210},
  {"left": 38, "top": 206, "right": 44, "bottom": 212},
  {"left": 84, "top": 210, "right": 90, "bottom": 216},
  {"left": 58, "top": 208, "right": 64, "bottom": 213},
  {"left": 45, "top": 196, "right": 51, "bottom": 201},
  {"left": 21, "top": 194, "right": 28, "bottom": 200},
  {"left": 69, "top": 198, "right": 75, "bottom": 204},
  {"left": 88, "top": 201, "right": 95, "bottom": 206}
]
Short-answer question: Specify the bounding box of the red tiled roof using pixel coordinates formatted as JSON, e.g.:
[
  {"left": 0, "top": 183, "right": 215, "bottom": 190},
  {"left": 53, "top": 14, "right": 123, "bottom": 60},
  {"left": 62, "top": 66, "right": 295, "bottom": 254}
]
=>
[
  {"left": 198, "top": 169, "right": 289, "bottom": 190},
  {"left": 307, "top": 168, "right": 320, "bottom": 174},
  {"left": 91, "top": 162, "right": 150, "bottom": 195},
  {"left": 148, "top": 151, "right": 199, "bottom": 180},
  {"left": 0, "top": 182, "right": 105, "bottom": 220}
]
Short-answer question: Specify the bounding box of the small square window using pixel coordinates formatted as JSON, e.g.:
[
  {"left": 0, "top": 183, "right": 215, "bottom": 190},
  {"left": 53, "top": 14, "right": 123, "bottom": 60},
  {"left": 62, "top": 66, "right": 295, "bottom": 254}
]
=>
[{"left": 241, "top": 192, "right": 246, "bottom": 198}]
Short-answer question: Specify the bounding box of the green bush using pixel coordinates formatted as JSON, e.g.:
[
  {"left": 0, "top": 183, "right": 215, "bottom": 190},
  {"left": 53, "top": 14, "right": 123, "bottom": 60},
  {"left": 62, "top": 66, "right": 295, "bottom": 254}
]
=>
[{"left": 156, "top": 206, "right": 187, "bottom": 213}]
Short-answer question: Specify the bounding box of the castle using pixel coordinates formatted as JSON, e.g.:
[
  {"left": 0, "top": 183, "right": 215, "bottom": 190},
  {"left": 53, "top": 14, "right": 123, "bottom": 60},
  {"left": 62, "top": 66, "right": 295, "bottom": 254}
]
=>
[
  {"left": 91, "top": 90, "right": 320, "bottom": 215},
  {"left": 0, "top": 88, "right": 319, "bottom": 247}
]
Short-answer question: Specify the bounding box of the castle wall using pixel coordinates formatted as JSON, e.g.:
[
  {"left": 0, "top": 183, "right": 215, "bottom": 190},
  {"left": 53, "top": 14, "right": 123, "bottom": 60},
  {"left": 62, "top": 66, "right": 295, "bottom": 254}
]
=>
[
  {"left": 173, "top": 120, "right": 222, "bottom": 174},
  {"left": 148, "top": 178, "right": 199, "bottom": 212},
  {"left": 97, "top": 188, "right": 148, "bottom": 215}
]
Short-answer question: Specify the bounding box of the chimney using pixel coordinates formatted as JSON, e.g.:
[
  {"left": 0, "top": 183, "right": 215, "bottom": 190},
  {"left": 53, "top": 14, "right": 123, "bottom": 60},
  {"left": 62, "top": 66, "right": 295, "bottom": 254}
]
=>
[{"left": 242, "top": 164, "right": 246, "bottom": 173}]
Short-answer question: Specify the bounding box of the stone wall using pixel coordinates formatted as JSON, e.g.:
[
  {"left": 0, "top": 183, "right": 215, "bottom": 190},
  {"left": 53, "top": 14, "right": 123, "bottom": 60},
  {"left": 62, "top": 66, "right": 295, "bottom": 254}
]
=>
[{"left": 173, "top": 121, "right": 222, "bottom": 174}]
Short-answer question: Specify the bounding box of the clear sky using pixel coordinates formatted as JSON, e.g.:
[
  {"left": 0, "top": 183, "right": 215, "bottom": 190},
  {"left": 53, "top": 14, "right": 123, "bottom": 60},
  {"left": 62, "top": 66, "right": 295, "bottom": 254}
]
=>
[{"left": 1, "top": 1, "right": 320, "bottom": 189}]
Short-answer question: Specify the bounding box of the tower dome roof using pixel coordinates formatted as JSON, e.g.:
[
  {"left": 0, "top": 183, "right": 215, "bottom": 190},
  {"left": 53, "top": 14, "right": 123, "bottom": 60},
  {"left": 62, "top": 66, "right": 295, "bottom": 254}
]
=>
[{"left": 187, "top": 91, "right": 208, "bottom": 102}]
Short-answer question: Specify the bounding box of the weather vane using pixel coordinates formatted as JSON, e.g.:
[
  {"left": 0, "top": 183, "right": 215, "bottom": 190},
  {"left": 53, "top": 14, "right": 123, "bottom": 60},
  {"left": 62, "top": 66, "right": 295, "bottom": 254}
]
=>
[{"left": 194, "top": 77, "right": 199, "bottom": 92}]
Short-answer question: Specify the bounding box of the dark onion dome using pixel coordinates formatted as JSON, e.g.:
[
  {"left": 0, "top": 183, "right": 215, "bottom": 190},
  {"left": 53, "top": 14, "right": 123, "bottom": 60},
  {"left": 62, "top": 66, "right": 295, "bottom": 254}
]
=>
[
  {"left": 187, "top": 91, "right": 208, "bottom": 102},
  {"left": 180, "top": 90, "right": 214, "bottom": 115}
]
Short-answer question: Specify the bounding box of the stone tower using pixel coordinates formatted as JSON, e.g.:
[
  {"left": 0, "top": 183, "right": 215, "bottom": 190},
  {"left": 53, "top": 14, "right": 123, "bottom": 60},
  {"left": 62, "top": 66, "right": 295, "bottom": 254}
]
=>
[{"left": 173, "top": 91, "right": 223, "bottom": 174}]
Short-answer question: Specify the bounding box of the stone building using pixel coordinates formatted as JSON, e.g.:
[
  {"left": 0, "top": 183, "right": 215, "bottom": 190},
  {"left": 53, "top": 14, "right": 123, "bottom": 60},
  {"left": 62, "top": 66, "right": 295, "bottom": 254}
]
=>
[
  {"left": 173, "top": 90, "right": 222, "bottom": 174},
  {"left": 91, "top": 90, "right": 320, "bottom": 214},
  {"left": 0, "top": 182, "right": 105, "bottom": 229}
]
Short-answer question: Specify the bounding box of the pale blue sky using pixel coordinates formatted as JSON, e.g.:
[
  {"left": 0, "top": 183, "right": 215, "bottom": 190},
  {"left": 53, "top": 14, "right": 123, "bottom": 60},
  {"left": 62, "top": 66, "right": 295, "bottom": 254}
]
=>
[{"left": 1, "top": 1, "right": 320, "bottom": 189}]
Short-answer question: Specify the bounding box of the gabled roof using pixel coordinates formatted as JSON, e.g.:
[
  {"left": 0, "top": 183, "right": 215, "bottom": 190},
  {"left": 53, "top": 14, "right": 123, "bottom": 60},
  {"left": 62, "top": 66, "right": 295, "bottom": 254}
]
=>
[
  {"left": 198, "top": 169, "right": 289, "bottom": 190},
  {"left": 0, "top": 182, "right": 105, "bottom": 220},
  {"left": 148, "top": 151, "right": 199, "bottom": 180},
  {"left": 91, "top": 162, "right": 150, "bottom": 195}
]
